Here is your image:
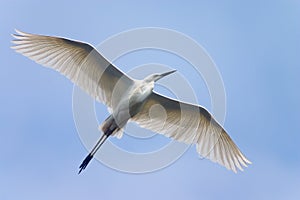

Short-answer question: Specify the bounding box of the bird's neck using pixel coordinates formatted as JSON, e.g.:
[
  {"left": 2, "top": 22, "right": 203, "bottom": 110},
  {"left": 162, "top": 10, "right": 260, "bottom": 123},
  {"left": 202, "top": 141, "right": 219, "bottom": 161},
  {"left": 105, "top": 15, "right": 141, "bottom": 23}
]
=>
[
  {"left": 123, "top": 82, "right": 151, "bottom": 108},
  {"left": 131, "top": 81, "right": 153, "bottom": 101}
]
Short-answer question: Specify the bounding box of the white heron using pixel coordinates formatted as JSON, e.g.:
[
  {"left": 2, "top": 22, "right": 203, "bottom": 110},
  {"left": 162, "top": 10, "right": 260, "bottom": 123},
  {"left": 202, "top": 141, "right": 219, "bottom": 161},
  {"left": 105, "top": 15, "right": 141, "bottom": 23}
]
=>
[{"left": 11, "top": 30, "right": 251, "bottom": 174}]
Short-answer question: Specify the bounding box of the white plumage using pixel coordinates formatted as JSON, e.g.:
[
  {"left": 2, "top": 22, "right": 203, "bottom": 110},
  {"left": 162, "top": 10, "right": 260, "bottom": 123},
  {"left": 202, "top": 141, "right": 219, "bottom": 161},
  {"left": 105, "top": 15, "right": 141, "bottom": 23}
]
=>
[{"left": 12, "top": 30, "right": 251, "bottom": 173}]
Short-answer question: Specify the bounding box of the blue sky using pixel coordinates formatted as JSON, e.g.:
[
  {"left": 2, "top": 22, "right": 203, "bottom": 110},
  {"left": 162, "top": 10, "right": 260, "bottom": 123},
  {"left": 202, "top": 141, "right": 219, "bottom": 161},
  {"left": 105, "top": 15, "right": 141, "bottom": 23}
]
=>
[{"left": 1, "top": 0, "right": 299, "bottom": 199}]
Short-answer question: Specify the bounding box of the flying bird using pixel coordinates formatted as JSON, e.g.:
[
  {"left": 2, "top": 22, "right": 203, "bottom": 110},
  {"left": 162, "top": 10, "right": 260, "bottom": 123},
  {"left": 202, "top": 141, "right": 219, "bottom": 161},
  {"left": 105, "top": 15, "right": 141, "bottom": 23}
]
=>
[{"left": 11, "top": 30, "right": 251, "bottom": 174}]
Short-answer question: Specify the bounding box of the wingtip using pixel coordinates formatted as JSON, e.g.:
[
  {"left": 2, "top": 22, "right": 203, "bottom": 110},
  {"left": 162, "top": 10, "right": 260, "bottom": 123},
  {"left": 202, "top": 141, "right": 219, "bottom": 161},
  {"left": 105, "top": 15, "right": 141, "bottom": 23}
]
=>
[
  {"left": 11, "top": 31, "right": 20, "bottom": 43},
  {"left": 245, "top": 159, "right": 252, "bottom": 165},
  {"left": 11, "top": 33, "right": 17, "bottom": 38},
  {"left": 14, "top": 29, "right": 29, "bottom": 36},
  {"left": 14, "top": 29, "right": 22, "bottom": 35},
  {"left": 11, "top": 29, "right": 26, "bottom": 47}
]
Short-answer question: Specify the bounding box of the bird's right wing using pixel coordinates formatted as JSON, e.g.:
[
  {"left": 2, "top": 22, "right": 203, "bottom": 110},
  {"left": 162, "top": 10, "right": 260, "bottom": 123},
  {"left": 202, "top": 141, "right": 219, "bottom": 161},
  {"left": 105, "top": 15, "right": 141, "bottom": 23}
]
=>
[
  {"left": 132, "top": 92, "right": 251, "bottom": 172},
  {"left": 11, "top": 30, "right": 133, "bottom": 110}
]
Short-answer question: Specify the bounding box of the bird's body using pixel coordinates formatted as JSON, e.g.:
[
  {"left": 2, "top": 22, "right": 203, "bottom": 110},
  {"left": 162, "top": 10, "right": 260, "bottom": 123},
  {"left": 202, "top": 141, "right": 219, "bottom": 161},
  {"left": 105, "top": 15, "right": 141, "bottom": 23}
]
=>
[
  {"left": 79, "top": 77, "right": 157, "bottom": 172},
  {"left": 12, "top": 30, "right": 251, "bottom": 173},
  {"left": 102, "top": 74, "right": 157, "bottom": 136},
  {"left": 99, "top": 76, "right": 156, "bottom": 140}
]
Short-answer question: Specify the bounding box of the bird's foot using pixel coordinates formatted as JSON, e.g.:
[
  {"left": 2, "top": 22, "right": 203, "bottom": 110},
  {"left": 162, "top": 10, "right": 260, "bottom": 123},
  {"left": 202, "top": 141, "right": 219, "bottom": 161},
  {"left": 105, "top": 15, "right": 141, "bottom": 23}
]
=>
[{"left": 78, "top": 153, "right": 93, "bottom": 174}]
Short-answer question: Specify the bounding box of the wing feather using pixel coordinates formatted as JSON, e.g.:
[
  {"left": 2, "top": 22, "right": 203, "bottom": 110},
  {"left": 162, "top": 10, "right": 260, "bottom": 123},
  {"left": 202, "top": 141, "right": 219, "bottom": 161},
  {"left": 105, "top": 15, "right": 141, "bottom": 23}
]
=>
[
  {"left": 132, "top": 92, "right": 251, "bottom": 172},
  {"left": 11, "top": 30, "right": 133, "bottom": 109}
]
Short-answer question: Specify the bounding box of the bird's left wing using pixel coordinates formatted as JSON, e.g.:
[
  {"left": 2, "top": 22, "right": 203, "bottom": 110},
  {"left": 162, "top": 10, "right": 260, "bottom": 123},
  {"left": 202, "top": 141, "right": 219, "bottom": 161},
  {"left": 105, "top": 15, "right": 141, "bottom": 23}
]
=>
[
  {"left": 11, "top": 30, "right": 133, "bottom": 110},
  {"left": 132, "top": 92, "right": 251, "bottom": 173}
]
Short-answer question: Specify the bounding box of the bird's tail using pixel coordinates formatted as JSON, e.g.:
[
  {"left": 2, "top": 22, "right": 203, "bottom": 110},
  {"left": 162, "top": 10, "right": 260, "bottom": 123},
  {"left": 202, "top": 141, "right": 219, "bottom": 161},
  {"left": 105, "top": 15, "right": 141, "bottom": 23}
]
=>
[{"left": 78, "top": 125, "right": 115, "bottom": 174}]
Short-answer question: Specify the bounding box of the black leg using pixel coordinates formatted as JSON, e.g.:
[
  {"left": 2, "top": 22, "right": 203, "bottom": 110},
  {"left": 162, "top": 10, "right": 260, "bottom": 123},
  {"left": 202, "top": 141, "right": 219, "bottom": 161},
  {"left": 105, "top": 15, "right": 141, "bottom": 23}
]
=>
[{"left": 78, "top": 153, "right": 93, "bottom": 174}]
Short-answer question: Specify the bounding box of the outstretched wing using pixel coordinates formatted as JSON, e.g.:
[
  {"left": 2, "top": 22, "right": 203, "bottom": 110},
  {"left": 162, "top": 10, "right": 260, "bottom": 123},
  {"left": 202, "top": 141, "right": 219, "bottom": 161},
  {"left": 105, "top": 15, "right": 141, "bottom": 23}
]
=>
[
  {"left": 132, "top": 92, "right": 251, "bottom": 173},
  {"left": 11, "top": 30, "right": 133, "bottom": 110}
]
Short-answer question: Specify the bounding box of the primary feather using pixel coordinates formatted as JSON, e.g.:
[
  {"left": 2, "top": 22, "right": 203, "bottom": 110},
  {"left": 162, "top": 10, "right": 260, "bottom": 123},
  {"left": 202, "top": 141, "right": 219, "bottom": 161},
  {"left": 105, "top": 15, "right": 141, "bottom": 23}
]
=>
[
  {"left": 132, "top": 92, "right": 251, "bottom": 172},
  {"left": 12, "top": 30, "right": 133, "bottom": 110}
]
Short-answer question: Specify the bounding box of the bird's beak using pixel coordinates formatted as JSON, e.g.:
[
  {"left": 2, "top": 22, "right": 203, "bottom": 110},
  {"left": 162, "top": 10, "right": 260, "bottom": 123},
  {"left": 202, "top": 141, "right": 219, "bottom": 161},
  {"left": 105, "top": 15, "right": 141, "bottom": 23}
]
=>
[{"left": 157, "top": 70, "right": 177, "bottom": 80}]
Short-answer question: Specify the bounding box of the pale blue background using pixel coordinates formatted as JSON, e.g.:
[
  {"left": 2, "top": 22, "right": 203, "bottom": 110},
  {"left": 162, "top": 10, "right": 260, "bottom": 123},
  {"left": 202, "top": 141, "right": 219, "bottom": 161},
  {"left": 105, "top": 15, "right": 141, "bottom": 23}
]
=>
[{"left": 1, "top": 1, "right": 299, "bottom": 199}]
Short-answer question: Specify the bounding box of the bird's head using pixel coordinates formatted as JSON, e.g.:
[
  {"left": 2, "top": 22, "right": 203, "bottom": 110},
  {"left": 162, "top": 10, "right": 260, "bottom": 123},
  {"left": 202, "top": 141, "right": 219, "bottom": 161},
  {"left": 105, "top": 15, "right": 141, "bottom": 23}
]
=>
[{"left": 144, "top": 70, "right": 177, "bottom": 83}]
